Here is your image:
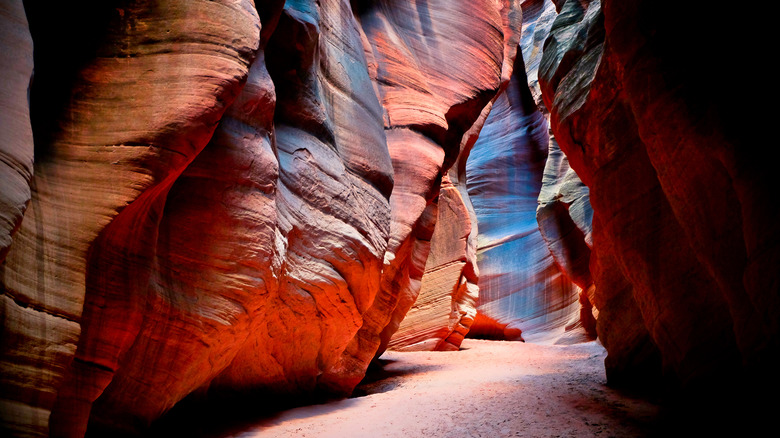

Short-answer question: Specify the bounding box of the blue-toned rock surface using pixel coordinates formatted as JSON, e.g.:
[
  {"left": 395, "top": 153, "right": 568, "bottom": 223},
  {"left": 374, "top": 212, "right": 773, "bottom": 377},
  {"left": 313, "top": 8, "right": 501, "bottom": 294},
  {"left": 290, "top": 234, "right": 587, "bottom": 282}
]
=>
[{"left": 466, "top": 50, "right": 580, "bottom": 344}]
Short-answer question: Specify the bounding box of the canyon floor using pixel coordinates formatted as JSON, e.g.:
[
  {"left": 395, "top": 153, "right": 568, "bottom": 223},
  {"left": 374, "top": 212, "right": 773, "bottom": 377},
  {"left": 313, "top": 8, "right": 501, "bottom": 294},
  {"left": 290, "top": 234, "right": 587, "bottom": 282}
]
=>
[{"left": 152, "top": 337, "right": 720, "bottom": 438}]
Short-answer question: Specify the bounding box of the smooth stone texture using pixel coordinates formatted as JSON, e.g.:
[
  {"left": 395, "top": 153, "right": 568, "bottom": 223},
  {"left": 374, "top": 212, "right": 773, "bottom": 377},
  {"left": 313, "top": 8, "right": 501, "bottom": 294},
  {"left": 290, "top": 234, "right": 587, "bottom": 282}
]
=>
[
  {"left": 0, "top": 0, "right": 34, "bottom": 262},
  {"left": 4, "top": 1, "right": 261, "bottom": 436},
  {"left": 0, "top": 1, "right": 521, "bottom": 435},
  {"left": 360, "top": 0, "right": 521, "bottom": 353},
  {"left": 466, "top": 47, "right": 581, "bottom": 344}
]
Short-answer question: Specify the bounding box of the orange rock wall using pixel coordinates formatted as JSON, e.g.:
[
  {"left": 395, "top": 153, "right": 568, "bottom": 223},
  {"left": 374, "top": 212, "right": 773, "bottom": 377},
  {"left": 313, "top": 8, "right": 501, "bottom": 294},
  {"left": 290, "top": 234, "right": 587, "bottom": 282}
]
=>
[
  {"left": 3, "top": 0, "right": 777, "bottom": 436},
  {"left": 0, "top": 0, "right": 521, "bottom": 435},
  {"left": 362, "top": 0, "right": 521, "bottom": 353}
]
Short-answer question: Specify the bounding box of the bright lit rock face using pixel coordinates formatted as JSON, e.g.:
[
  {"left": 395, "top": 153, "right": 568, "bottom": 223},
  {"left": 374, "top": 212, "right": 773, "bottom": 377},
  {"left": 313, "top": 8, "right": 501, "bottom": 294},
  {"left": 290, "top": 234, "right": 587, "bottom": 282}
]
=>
[
  {"left": 2, "top": 1, "right": 264, "bottom": 435},
  {"left": 1, "top": 0, "right": 520, "bottom": 435},
  {"left": 387, "top": 168, "right": 480, "bottom": 352},
  {"left": 540, "top": 0, "right": 778, "bottom": 388},
  {"left": 2, "top": 0, "right": 392, "bottom": 434},
  {"left": 364, "top": 0, "right": 521, "bottom": 353}
]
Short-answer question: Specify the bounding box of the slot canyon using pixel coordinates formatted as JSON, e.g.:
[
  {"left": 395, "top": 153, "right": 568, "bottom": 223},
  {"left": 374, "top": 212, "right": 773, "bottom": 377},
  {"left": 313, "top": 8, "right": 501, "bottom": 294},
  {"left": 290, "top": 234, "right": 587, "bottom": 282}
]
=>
[{"left": 0, "top": 0, "right": 776, "bottom": 436}]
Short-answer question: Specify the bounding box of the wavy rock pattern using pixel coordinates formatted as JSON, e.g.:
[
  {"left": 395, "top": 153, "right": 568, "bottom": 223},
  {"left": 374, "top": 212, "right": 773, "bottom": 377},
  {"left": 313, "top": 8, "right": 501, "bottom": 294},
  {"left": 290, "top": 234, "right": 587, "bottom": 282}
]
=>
[
  {"left": 519, "top": 0, "right": 557, "bottom": 110},
  {"left": 536, "top": 136, "right": 592, "bottom": 288},
  {"left": 0, "top": 0, "right": 33, "bottom": 263},
  {"left": 2, "top": 0, "right": 393, "bottom": 434},
  {"left": 358, "top": 0, "right": 521, "bottom": 353},
  {"left": 0, "top": 4, "right": 37, "bottom": 433},
  {"left": 522, "top": 0, "right": 596, "bottom": 336},
  {"left": 388, "top": 167, "right": 480, "bottom": 352},
  {"left": 246, "top": 0, "right": 393, "bottom": 396},
  {"left": 55, "top": 0, "right": 395, "bottom": 434},
  {"left": 539, "top": 0, "right": 668, "bottom": 386},
  {"left": 3, "top": 1, "right": 261, "bottom": 435},
  {"left": 465, "top": 45, "right": 580, "bottom": 344},
  {"left": 0, "top": 0, "right": 520, "bottom": 434},
  {"left": 536, "top": 136, "right": 596, "bottom": 335}
]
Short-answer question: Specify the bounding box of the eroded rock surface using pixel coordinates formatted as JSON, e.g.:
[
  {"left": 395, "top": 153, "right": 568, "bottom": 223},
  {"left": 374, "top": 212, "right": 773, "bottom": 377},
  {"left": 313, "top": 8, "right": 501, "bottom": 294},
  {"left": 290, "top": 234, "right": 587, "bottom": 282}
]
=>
[
  {"left": 3, "top": 1, "right": 261, "bottom": 435},
  {"left": 1, "top": 0, "right": 520, "bottom": 435},
  {"left": 3, "top": 0, "right": 394, "bottom": 434},
  {"left": 388, "top": 166, "right": 480, "bottom": 352},
  {"left": 361, "top": 0, "right": 521, "bottom": 353},
  {"left": 0, "top": 4, "right": 37, "bottom": 433},
  {"left": 0, "top": 0, "right": 33, "bottom": 263},
  {"left": 522, "top": 0, "right": 596, "bottom": 336},
  {"left": 465, "top": 45, "right": 581, "bottom": 344}
]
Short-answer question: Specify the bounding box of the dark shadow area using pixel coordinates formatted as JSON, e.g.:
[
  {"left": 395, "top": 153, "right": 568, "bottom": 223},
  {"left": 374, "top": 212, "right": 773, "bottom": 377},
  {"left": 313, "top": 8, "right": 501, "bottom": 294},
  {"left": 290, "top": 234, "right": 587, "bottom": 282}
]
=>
[
  {"left": 556, "top": 383, "right": 664, "bottom": 437},
  {"left": 135, "top": 357, "right": 438, "bottom": 437},
  {"left": 352, "top": 358, "right": 440, "bottom": 397},
  {"left": 350, "top": 358, "right": 399, "bottom": 396},
  {"left": 466, "top": 327, "right": 516, "bottom": 341},
  {"left": 576, "top": 372, "right": 780, "bottom": 437},
  {"left": 23, "top": 0, "right": 116, "bottom": 162},
  {"left": 141, "top": 389, "right": 344, "bottom": 438},
  {"left": 648, "top": 377, "right": 780, "bottom": 437}
]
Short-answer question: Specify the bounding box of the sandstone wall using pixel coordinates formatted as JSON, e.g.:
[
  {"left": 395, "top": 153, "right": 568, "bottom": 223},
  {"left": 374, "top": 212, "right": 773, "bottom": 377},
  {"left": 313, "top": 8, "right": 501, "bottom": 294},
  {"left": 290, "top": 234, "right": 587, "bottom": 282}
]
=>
[
  {"left": 539, "top": 0, "right": 778, "bottom": 387},
  {"left": 1, "top": 0, "right": 521, "bottom": 435},
  {"left": 363, "top": 0, "right": 521, "bottom": 353},
  {"left": 2, "top": 0, "right": 776, "bottom": 435},
  {"left": 465, "top": 41, "right": 580, "bottom": 344},
  {"left": 0, "top": 0, "right": 33, "bottom": 262},
  {"left": 525, "top": 0, "right": 595, "bottom": 336}
]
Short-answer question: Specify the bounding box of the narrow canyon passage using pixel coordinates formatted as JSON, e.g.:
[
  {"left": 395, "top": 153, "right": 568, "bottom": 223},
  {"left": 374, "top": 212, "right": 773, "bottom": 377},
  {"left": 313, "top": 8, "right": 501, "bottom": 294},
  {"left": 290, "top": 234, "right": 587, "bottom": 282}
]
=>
[
  {"left": 152, "top": 339, "right": 659, "bottom": 438},
  {"left": 139, "top": 337, "right": 775, "bottom": 438},
  {"left": 2, "top": 1, "right": 776, "bottom": 436}
]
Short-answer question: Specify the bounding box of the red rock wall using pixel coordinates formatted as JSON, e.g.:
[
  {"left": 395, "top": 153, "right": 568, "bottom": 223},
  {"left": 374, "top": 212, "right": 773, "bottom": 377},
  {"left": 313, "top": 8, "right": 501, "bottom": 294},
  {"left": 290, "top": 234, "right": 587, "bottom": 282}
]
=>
[
  {"left": 360, "top": 0, "right": 521, "bottom": 353},
  {"left": 0, "top": 4, "right": 36, "bottom": 432},
  {"left": 540, "top": 0, "right": 778, "bottom": 388},
  {"left": 3, "top": 1, "right": 262, "bottom": 435},
  {"left": 0, "top": 0, "right": 33, "bottom": 263},
  {"left": 1, "top": 0, "right": 521, "bottom": 435},
  {"left": 387, "top": 167, "right": 480, "bottom": 351}
]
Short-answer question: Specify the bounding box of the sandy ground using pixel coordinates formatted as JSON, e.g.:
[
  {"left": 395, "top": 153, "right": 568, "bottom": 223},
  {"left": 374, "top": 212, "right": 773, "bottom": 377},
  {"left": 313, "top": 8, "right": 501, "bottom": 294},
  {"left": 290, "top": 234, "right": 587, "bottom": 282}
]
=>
[
  {"left": 184, "top": 339, "right": 668, "bottom": 438},
  {"left": 147, "top": 336, "right": 777, "bottom": 438}
]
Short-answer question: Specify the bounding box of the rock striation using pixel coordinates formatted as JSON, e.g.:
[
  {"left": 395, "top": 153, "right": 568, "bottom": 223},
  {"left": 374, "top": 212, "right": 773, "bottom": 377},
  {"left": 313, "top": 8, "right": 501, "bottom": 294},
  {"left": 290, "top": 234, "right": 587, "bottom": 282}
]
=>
[
  {"left": 465, "top": 37, "right": 580, "bottom": 344},
  {"left": 0, "top": 3, "right": 36, "bottom": 431},
  {"left": 524, "top": 0, "right": 596, "bottom": 336},
  {"left": 0, "top": 0, "right": 34, "bottom": 264},
  {"left": 386, "top": 161, "right": 481, "bottom": 351},
  {"left": 1, "top": 0, "right": 522, "bottom": 435},
  {"left": 362, "top": 0, "right": 521, "bottom": 353},
  {"left": 4, "top": 1, "right": 266, "bottom": 435}
]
